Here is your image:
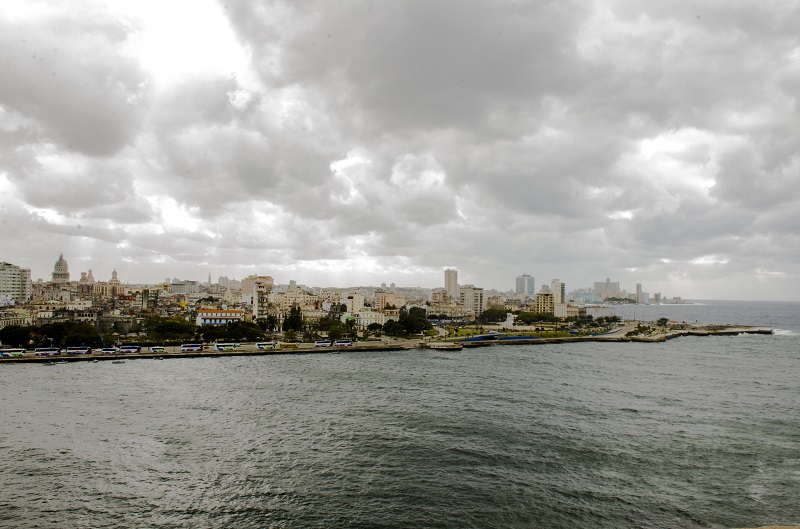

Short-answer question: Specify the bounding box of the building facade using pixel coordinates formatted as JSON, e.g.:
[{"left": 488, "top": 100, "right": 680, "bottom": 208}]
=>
[
  {"left": 51, "top": 254, "right": 70, "bottom": 284},
  {"left": 515, "top": 274, "right": 535, "bottom": 296},
  {"left": 0, "top": 262, "right": 32, "bottom": 305},
  {"left": 459, "top": 284, "right": 486, "bottom": 317},
  {"left": 535, "top": 292, "right": 555, "bottom": 314},
  {"left": 550, "top": 279, "right": 565, "bottom": 304},
  {"left": 444, "top": 268, "right": 458, "bottom": 302},
  {"left": 196, "top": 309, "right": 245, "bottom": 326},
  {"left": 593, "top": 278, "right": 622, "bottom": 301}
]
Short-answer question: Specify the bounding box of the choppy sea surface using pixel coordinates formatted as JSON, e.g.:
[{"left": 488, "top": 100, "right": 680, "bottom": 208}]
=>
[{"left": 1, "top": 300, "right": 798, "bottom": 528}]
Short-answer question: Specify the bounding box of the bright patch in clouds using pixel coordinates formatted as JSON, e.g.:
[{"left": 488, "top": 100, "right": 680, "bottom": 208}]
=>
[
  {"left": 121, "top": 0, "right": 249, "bottom": 87},
  {"left": 691, "top": 255, "right": 729, "bottom": 266},
  {"left": 609, "top": 210, "right": 634, "bottom": 220},
  {"left": 146, "top": 196, "right": 200, "bottom": 233}
]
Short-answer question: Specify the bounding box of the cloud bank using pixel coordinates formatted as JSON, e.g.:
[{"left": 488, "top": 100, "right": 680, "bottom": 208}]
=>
[{"left": 1, "top": 0, "right": 799, "bottom": 300}]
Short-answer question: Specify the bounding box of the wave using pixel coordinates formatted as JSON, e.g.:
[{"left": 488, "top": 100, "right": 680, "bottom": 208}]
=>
[{"left": 773, "top": 328, "right": 798, "bottom": 336}]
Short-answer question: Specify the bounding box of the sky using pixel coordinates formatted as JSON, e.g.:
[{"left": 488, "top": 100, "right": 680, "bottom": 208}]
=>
[{"left": 1, "top": 0, "right": 799, "bottom": 301}]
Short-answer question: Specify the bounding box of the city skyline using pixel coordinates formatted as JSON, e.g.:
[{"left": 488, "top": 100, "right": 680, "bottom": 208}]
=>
[
  {"left": 0, "top": 253, "right": 691, "bottom": 304},
  {"left": 2, "top": 2, "right": 799, "bottom": 301}
]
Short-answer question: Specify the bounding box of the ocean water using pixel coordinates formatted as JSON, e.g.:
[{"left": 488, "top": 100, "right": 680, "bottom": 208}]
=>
[{"left": 1, "top": 300, "right": 798, "bottom": 528}]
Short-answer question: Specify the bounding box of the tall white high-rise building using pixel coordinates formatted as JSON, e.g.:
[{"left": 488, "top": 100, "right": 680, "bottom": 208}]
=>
[
  {"left": 444, "top": 268, "right": 458, "bottom": 302},
  {"left": 636, "top": 283, "right": 643, "bottom": 304},
  {"left": 515, "top": 274, "right": 534, "bottom": 296},
  {"left": 550, "top": 279, "right": 565, "bottom": 304},
  {"left": 0, "top": 261, "right": 32, "bottom": 305}
]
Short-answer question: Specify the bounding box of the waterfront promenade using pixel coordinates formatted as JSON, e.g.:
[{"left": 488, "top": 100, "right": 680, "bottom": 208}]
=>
[{"left": 0, "top": 322, "right": 773, "bottom": 364}]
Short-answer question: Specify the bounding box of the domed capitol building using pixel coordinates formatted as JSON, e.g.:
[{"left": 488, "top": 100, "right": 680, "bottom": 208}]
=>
[{"left": 51, "top": 254, "right": 70, "bottom": 284}]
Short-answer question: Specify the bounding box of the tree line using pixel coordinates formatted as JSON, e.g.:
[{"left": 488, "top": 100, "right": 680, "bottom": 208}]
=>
[{"left": 0, "top": 305, "right": 437, "bottom": 348}]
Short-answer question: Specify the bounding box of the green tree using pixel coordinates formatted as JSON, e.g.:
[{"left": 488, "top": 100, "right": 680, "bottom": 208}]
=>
[
  {"left": 327, "top": 325, "right": 344, "bottom": 341},
  {"left": 63, "top": 322, "right": 103, "bottom": 347},
  {"left": 398, "top": 307, "right": 432, "bottom": 335},
  {"left": 479, "top": 307, "right": 507, "bottom": 323},
  {"left": 515, "top": 311, "right": 559, "bottom": 324},
  {"left": 200, "top": 325, "right": 227, "bottom": 343},
  {"left": 317, "top": 315, "right": 338, "bottom": 332},
  {"left": 344, "top": 319, "right": 358, "bottom": 339},
  {"left": 0, "top": 325, "right": 31, "bottom": 348},
  {"left": 144, "top": 316, "right": 197, "bottom": 341},
  {"left": 282, "top": 305, "right": 304, "bottom": 332},
  {"left": 383, "top": 319, "right": 404, "bottom": 337},
  {"left": 229, "top": 321, "right": 264, "bottom": 341}
]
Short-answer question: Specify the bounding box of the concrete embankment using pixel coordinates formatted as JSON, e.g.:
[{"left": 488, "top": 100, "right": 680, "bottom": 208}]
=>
[
  {"left": 0, "top": 324, "right": 774, "bottom": 364},
  {"left": 0, "top": 342, "right": 411, "bottom": 364}
]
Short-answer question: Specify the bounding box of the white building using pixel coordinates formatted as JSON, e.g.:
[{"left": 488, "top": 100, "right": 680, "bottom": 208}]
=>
[
  {"left": 196, "top": 309, "right": 245, "bottom": 326},
  {"left": 354, "top": 310, "right": 388, "bottom": 330},
  {"left": 585, "top": 305, "right": 615, "bottom": 319},
  {"left": 550, "top": 279, "right": 565, "bottom": 304},
  {"left": 0, "top": 262, "right": 32, "bottom": 305},
  {"left": 459, "top": 284, "right": 486, "bottom": 317},
  {"left": 171, "top": 280, "right": 200, "bottom": 295},
  {"left": 554, "top": 303, "right": 615, "bottom": 319}
]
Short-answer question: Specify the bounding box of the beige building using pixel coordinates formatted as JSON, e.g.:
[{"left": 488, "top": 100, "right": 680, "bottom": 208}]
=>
[
  {"left": 554, "top": 303, "right": 579, "bottom": 319},
  {"left": 535, "top": 292, "right": 554, "bottom": 314},
  {"left": 376, "top": 290, "right": 406, "bottom": 310},
  {"left": 241, "top": 275, "right": 274, "bottom": 301},
  {"left": 269, "top": 284, "right": 318, "bottom": 312},
  {"left": 345, "top": 292, "right": 365, "bottom": 313},
  {"left": 444, "top": 268, "right": 458, "bottom": 301}
]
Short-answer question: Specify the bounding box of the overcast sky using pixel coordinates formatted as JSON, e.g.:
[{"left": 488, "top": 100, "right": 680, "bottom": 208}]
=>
[{"left": 1, "top": 1, "right": 799, "bottom": 300}]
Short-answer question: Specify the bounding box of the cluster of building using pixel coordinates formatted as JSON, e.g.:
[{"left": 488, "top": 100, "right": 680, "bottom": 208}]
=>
[{"left": 0, "top": 255, "right": 681, "bottom": 332}]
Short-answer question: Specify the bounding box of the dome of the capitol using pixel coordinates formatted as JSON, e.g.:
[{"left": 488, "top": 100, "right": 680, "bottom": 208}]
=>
[{"left": 51, "top": 253, "right": 70, "bottom": 283}]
